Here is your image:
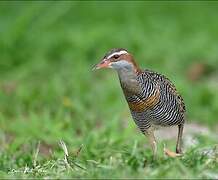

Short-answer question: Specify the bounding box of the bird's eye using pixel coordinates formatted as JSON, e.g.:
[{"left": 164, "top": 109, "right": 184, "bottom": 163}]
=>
[{"left": 113, "top": 55, "right": 119, "bottom": 59}]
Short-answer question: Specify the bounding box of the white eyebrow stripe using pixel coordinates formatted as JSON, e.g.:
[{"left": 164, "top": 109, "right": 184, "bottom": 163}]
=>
[{"left": 107, "top": 50, "right": 128, "bottom": 59}]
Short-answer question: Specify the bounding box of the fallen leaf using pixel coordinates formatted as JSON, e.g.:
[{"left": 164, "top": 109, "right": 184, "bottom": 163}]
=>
[
  {"left": 164, "top": 146, "right": 182, "bottom": 158},
  {"left": 187, "top": 62, "right": 206, "bottom": 82}
]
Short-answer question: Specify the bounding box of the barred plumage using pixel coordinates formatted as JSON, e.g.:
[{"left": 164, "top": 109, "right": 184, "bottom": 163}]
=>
[
  {"left": 94, "top": 48, "right": 186, "bottom": 157},
  {"left": 121, "top": 69, "right": 186, "bottom": 133}
]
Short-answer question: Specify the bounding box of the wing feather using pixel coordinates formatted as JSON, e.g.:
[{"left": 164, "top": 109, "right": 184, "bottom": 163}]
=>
[{"left": 138, "top": 69, "right": 186, "bottom": 113}]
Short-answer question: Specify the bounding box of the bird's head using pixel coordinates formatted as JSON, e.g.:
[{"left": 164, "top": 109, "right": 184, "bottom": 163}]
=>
[{"left": 93, "top": 48, "right": 140, "bottom": 73}]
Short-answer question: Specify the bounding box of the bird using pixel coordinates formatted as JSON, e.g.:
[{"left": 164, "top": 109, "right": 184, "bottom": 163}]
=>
[{"left": 93, "top": 48, "right": 186, "bottom": 158}]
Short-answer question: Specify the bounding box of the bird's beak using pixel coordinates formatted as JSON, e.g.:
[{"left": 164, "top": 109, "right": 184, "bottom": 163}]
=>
[{"left": 92, "top": 59, "right": 111, "bottom": 71}]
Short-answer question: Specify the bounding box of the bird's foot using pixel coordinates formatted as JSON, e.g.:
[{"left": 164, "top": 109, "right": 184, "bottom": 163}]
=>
[{"left": 176, "top": 148, "right": 183, "bottom": 154}]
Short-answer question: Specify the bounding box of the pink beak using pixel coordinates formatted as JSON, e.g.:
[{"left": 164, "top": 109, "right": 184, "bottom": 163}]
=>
[{"left": 92, "top": 59, "right": 111, "bottom": 70}]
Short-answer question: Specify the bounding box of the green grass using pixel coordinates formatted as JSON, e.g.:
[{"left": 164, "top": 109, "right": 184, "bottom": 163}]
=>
[{"left": 0, "top": 1, "right": 218, "bottom": 178}]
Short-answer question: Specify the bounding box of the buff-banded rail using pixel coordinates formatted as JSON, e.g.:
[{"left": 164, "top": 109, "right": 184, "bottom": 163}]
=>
[{"left": 93, "top": 48, "right": 186, "bottom": 158}]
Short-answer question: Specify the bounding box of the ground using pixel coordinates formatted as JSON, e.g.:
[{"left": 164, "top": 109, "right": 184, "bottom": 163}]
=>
[{"left": 0, "top": 2, "right": 218, "bottom": 178}]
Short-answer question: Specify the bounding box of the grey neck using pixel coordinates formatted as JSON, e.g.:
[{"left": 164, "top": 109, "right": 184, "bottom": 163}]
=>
[
  {"left": 109, "top": 60, "right": 141, "bottom": 95},
  {"left": 117, "top": 67, "right": 141, "bottom": 95},
  {"left": 117, "top": 67, "right": 137, "bottom": 83}
]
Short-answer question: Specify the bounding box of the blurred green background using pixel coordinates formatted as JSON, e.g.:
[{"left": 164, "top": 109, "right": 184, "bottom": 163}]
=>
[{"left": 0, "top": 1, "right": 218, "bottom": 178}]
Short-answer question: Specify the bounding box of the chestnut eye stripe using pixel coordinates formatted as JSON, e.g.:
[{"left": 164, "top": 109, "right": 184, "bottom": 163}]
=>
[{"left": 107, "top": 50, "right": 128, "bottom": 59}]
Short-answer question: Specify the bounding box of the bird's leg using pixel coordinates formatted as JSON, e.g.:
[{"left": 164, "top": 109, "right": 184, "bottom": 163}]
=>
[
  {"left": 176, "top": 124, "right": 184, "bottom": 154},
  {"left": 145, "top": 127, "right": 157, "bottom": 159}
]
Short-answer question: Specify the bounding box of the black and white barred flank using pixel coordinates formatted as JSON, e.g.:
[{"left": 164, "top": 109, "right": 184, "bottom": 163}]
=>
[{"left": 124, "top": 69, "right": 186, "bottom": 133}]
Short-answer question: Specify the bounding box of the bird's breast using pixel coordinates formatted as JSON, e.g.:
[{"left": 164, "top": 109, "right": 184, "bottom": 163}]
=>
[{"left": 127, "top": 88, "right": 160, "bottom": 112}]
